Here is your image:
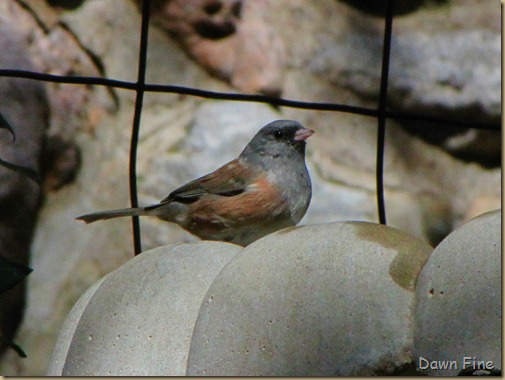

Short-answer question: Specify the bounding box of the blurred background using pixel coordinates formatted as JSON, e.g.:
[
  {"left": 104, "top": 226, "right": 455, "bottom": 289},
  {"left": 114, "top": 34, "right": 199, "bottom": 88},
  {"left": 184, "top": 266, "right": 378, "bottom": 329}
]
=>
[{"left": 0, "top": 0, "right": 500, "bottom": 375}]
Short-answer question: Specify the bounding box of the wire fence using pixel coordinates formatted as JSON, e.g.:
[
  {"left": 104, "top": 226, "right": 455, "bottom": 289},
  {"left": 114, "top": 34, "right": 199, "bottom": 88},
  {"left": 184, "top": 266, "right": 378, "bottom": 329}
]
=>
[{"left": 0, "top": 0, "right": 500, "bottom": 256}]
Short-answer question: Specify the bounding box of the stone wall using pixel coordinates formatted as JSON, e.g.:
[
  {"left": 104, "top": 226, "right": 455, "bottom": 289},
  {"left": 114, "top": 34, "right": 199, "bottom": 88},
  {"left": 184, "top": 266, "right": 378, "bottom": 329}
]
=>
[{"left": 0, "top": 0, "right": 500, "bottom": 375}]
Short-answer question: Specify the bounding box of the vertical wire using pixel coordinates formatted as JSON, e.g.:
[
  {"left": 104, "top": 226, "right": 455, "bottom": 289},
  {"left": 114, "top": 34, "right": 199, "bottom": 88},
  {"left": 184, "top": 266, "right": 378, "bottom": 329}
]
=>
[
  {"left": 129, "top": 0, "right": 150, "bottom": 255},
  {"left": 376, "top": 0, "right": 394, "bottom": 225}
]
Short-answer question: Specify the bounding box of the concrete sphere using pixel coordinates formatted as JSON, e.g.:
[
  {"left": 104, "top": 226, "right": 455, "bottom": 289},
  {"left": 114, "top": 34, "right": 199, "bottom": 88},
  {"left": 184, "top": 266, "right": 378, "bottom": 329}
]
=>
[
  {"left": 51, "top": 242, "right": 240, "bottom": 376},
  {"left": 413, "top": 210, "right": 501, "bottom": 376},
  {"left": 187, "top": 222, "right": 432, "bottom": 376},
  {"left": 47, "top": 276, "right": 108, "bottom": 375}
]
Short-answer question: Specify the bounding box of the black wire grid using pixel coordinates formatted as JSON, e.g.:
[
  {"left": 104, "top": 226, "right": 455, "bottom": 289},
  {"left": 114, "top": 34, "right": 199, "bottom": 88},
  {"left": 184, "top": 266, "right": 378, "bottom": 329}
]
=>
[{"left": 0, "top": 0, "right": 499, "bottom": 256}]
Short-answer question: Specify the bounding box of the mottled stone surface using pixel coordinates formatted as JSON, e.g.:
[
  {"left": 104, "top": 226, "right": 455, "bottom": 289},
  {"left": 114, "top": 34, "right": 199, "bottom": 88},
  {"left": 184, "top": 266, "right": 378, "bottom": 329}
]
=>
[
  {"left": 0, "top": 20, "right": 48, "bottom": 357},
  {"left": 137, "top": 0, "right": 285, "bottom": 96},
  {"left": 0, "top": 0, "right": 499, "bottom": 375}
]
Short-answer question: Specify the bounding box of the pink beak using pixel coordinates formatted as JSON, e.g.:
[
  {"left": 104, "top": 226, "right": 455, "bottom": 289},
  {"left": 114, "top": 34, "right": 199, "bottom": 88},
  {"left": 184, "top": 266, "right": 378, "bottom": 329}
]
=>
[{"left": 293, "top": 128, "right": 315, "bottom": 141}]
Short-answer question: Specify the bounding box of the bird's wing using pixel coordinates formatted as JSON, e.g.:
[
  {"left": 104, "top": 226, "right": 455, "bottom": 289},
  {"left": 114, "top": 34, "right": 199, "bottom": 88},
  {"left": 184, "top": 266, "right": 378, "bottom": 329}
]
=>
[{"left": 160, "top": 159, "right": 255, "bottom": 204}]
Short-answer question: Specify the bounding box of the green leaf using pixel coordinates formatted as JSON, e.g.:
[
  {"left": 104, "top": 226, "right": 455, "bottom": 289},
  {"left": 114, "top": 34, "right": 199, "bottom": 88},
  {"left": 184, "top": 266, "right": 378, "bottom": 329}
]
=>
[
  {"left": 0, "top": 156, "right": 41, "bottom": 185},
  {"left": 0, "top": 112, "right": 15, "bottom": 142},
  {"left": 0, "top": 335, "right": 27, "bottom": 358},
  {"left": 0, "top": 255, "right": 32, "bottom": 293}
]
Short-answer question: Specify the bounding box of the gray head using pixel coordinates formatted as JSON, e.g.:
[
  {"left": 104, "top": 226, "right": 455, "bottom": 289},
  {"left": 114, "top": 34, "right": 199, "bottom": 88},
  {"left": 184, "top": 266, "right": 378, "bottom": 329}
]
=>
[{"left": 240, "top": 120, "right": 314, "bottom": 161}]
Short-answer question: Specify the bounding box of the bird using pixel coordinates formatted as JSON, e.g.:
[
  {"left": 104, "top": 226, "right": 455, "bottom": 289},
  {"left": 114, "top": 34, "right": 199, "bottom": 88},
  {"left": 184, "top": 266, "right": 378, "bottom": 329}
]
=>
[{"left": 76, "top": 120, "right": 314, "bottom": 246}]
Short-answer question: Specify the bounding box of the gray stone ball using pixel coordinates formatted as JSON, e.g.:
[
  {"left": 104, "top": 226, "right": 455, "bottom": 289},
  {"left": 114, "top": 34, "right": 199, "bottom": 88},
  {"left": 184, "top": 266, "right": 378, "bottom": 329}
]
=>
[
  {"left": 413, "top": 210, "right": 501, "bottom": 376},
  {"left": 48, "top": 242, "right": 240, "bottom": 376},
  {"left": 187, "top": 221, "right": 432, "bottom": 376}
]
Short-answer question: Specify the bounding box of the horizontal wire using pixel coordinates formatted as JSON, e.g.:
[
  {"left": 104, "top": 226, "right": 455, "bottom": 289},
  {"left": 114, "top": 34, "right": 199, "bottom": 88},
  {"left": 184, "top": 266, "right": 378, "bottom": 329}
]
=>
[{"left": 0, "top": 69, "right": 499, "bottom": 131}]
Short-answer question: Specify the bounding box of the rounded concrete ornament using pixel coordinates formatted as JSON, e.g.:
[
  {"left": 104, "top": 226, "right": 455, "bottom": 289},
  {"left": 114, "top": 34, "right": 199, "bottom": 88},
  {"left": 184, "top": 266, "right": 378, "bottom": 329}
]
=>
[
  {"left": 187, "top": 222, "right": 432, "bottom": 376},
  {"left": 413, "top": 210, "right": 501, "bottom": 376},
  {"left": 48, "top": 242, "right": 240, "bottom": 376}
]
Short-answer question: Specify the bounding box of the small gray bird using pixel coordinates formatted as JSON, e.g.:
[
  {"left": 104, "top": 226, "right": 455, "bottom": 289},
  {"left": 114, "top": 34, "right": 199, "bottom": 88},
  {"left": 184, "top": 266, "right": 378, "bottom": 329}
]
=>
[{"left": 77, "top": 120, "right": 314, "bottom": 246}]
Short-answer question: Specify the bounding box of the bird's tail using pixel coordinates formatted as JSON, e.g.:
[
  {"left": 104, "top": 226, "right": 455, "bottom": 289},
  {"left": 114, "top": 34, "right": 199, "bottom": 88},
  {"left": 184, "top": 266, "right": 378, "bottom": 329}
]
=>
[{"left": 76, "top": 207, "right": 147, "bottom": 224}]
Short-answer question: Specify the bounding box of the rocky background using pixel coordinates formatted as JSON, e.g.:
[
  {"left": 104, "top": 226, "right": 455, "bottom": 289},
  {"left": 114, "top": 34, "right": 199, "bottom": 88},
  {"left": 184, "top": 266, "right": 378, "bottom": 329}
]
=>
[{"left": 0, "top": 0, "right": 500, "bottom": 375}]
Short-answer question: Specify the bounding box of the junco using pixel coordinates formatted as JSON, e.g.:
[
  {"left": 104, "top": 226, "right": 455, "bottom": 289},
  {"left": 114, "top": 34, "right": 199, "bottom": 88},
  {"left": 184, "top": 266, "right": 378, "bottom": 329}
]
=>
[{"left": 77, "top": 120, "right": 314, "bottom": 246}]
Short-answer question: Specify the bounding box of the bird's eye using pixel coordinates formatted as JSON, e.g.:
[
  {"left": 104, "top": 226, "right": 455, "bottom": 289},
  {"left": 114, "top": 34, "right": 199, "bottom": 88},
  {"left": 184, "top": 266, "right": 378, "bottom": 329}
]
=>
[{"left": 274, "top": 130, "right": 283, "bottom": 139}]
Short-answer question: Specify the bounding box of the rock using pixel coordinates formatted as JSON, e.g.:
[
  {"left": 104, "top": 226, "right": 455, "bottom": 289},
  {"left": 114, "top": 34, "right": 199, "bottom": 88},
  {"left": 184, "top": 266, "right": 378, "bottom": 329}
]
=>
[
  {"left": 52, "top": 242, "right": 240, "bottom": 376},
  {"left": 41, "top": 135, "right": 81, "bottom": 191},
  {"left": 339, "top": 0, "right": 426, "bottom": 17},
  {"left": 413, "top": 210, "right": 501, "bottom": 376},
  {"left": 187, "top": 222, "right": 432, "bottom": 376},
  {"left": 0, "top": 0, "right": 113, "bottom": 373},
  {"left": 0, "top": 0, "right": 114, "bottom": 142},
  {"left": 1, "top": 0, "right": 500, "bottom": 375},
  {"left": 0, "top": 20, "right": 48, "bottom": 357},
  {"left": 386, "top": 0, "right": 501, "bottom": 166},
  {"left": 462, "top": 195, "right": 501, "bottom": 224},
  {"left": 442, "top": 129, "right": 500, "bottom": 168},
  {"left": 139, "top": 0, "right": 285, "bottom": 96},
  {"left": 45, "top": 0, "right": 86, "bottom": 10},
  {"left": 276, "top": 0, "right": 501, "bottom": 166}
]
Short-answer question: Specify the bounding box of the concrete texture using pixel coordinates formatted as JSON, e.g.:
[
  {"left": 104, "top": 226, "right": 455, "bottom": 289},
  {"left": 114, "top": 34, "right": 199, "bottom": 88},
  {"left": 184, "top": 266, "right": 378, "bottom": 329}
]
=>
[
  {"left": 1, "top": 0, "right": 500, "bottom": 375},
  {"left": 187, "top": 222, "right": 432, "bottom": 376},
  {"left": 53, "top": 242, "right": 240, "bottom": 376},
  {"left": 46, "top": 276, "right": 107, "bottom": 375},
  {"left": 413, "top": 210, "right": 501, "bottom": 376}
]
